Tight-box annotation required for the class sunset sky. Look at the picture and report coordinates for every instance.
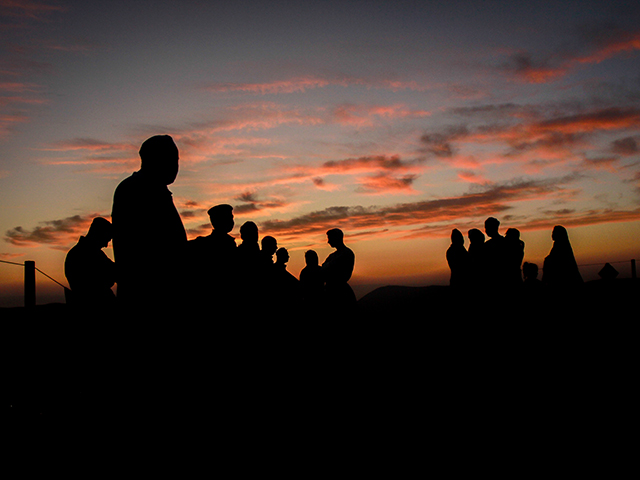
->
[2,0,640,306]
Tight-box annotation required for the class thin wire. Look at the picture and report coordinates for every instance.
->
[1,259,68,288]
[35,268,68,289]
[0,259,24,267]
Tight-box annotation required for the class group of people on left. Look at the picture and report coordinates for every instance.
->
[64,134,357,317]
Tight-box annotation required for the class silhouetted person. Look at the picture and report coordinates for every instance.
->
[467,228,486,286]
[322,228,356,313]
[300,250,324,306]
[446,229,470,288]
[190,204,236,255]
[257,235,278,302]
[260,235,277,270]
[237,221,261,298]
[523,262,543,290]
[484,217,507,287]
[188,204,237,304]
[505,228,525,286]
[65,217,116,309]
[111,134,187,311]
[237,221,260,262]
[274,248,302,309]
[542,225,583,288]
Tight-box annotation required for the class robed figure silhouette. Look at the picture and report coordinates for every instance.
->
[542,225,583,288]
[322,228,356,313]
[300,250,324,306]
[505,228,525,286]
[467,228,486,287]
[446,228,470,288]
[111,135,187,311]
[64,217,116,309]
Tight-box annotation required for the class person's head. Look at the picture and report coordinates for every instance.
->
[552,225,569,243]
[451,228,464,246]
[240,221,258,243]
[139,135,179,185]
[276,247,289,264]
[86,217,112,248]
[208,204,234,233]
[261,236,277,255]
[522,262,538,281]
[326,228,344,248]
[484,217,500,238]
[506,227,520,241]
[468,228,485,244]
[305,250,319,267]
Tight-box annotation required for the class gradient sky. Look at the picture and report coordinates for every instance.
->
[2,0,640,306]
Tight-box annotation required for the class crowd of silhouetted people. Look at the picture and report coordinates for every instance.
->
[446,217,583,296]
[64,135,357,319]
[63,134,593,319]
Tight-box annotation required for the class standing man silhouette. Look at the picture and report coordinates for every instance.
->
[484,217,507,288]
[111,135,187,311]
[187,204,237,304]
[322,228,356,314]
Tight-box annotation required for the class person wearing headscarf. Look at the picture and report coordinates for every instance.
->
[542,225,583,287]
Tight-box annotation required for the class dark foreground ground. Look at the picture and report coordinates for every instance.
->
[3,280,636,463]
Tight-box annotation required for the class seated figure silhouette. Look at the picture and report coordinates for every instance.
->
[188,204,237,302]
[446,228,470,288]
[523,262,543,290]
[322,228,356,313]
[484,217,508,287]
[300,250,324,306]
[542,225,583,288]
[505,227,525,286]
[64,217,116,309]
[111,134,187,310]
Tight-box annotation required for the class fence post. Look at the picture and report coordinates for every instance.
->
[632,259,637,280]
[24,260,36,308]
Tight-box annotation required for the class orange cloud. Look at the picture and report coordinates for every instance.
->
[259,177,579,242]
[502,29,640,84]
[201,75,432,96]
[332,103,430,127]
[422,106,640,170]
[457,170,490,184]
[4,213,103,248]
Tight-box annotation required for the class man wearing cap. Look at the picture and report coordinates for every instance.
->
[111,134,187,311]
[187,204,237,305]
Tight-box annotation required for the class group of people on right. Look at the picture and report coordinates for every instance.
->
[446,217,583,291]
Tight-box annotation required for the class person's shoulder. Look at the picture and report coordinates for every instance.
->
[113,172,141,200]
